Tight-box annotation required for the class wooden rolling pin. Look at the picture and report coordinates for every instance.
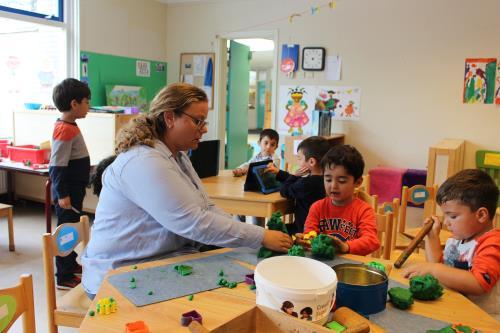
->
[394,220,434,268]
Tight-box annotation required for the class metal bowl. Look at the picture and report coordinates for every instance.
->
[333,263,388,315]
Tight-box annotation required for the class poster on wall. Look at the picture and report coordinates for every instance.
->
[496,63,500,105]
[315,86,361,120]
[463,58,497,104]
[278,85,315,135]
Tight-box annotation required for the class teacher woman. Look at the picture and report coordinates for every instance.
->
[81,83,292,298]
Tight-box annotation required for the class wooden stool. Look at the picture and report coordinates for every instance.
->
[0,203,15,251]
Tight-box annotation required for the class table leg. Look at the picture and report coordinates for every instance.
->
[6,170,14,204]
[45,178,52,233]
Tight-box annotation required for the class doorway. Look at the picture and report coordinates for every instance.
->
[214,31,278,170]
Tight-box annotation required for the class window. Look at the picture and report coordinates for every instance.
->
[0,0,76,138]
[0,0,63,22]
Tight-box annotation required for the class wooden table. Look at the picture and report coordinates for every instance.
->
[201,170,293,217]
[79,249,499,332]
[0,159,52,233]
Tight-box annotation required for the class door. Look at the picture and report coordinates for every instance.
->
[226,40,251,169]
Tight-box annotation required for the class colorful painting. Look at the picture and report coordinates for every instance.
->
[496,63,500,105]
[105,85,148,112]
[278,85,315,135]
[316,86,361,121]
[463,58,497,104]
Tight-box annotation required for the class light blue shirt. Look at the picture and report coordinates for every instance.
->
[82,140,264,294]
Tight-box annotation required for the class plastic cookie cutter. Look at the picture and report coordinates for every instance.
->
[181,310,203,326]
[244,273,255,285]
[125,320,149,333]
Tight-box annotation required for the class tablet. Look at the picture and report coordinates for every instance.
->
[243,159,281,194]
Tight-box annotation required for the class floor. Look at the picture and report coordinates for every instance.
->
[0,200,424,333]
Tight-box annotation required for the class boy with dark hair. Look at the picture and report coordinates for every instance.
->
[297,144,380,256]
[49,78,91,289]
[90,155,116,196]
[232,128,280,177]
[267,136,330,234]
[403,169,499,318]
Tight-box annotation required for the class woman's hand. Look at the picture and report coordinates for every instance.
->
[262,230,293,252]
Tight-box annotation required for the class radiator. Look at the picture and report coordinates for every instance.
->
[0,170,7,194]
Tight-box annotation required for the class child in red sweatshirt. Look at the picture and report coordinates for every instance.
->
[297,145,380,256]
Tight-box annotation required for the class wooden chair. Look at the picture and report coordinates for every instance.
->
[372,212,394,260]
[358,174,370,194]
[354,189,378,210]
[0,203,15,251]
[476,150,500,206]
[495,207,500,229]
[399,184,437,236]
[378,198,400,251]
[0,274,35,333]
[42,215,91,333]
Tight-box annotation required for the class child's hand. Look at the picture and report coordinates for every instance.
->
[262,230,293,252]
[232,168,245,177]
[58,196,72,209]
[265,162,279,174]
[327,235,350,254]
[424,216,442,240]
[294,167,310,177]
[401,263,440,279]
[293,233,311,249]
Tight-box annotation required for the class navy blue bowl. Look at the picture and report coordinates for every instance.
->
[333,263,388,316]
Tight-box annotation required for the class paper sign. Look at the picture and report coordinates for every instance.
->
[293,139,303,155]
[136,60,151,77]
[414,192,426,199]
[193,55,206,76]
[326,55,341,81]
[184,74,194,84]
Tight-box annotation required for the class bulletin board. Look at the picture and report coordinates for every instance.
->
[179,53,215,109]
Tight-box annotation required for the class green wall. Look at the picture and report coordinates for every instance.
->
[80,51,167,107]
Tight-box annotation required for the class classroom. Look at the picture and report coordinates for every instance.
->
[0,0,499,332]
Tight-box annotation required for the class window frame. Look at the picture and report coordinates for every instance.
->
[0,0,64,22]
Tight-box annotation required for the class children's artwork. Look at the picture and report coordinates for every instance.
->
[315,86,361,121]
[278,85,315,135]
[281,44,299,77]
[105,85,148,112]
[496,62,500,104]
[463,58,497,104]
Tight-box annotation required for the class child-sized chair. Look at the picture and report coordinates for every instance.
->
[354,189,378,210]
[42,215,91,333]
[399,184,437,237]
[378,198,401,251]
[0,274,35,333]
[476,150,500,206]
[372,212,394,260]
[0,203,15,251]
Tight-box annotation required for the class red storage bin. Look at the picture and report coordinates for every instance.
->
[0,139,10,157]
[7,145,50,164]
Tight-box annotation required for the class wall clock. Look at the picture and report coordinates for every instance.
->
[302,47,326,71]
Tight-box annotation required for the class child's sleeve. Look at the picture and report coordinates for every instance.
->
[304,201,321,234]
[346,205,380,256]
[470,233,500,293]
[48,127,75,199]
[275,170,291,182]
[279,175,305,199]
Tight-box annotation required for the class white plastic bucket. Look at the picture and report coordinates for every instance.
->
[254,256,337,324]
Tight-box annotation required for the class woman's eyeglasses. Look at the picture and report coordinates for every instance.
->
[180,111,208,129]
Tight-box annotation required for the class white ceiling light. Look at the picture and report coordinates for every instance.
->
[233,38,274,52]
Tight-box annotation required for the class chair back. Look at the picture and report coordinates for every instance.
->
[378,198,400,251]
[354,189,378,210]
[42,215,90,333]
[372,212,394,260]
[399,185,437,233]
[0,274,35,333]
[476,150,500,206]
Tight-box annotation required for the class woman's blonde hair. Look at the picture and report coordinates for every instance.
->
[115,83,208,154]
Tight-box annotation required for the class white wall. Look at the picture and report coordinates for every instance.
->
[165,0,500,171]
[80,0,167,61]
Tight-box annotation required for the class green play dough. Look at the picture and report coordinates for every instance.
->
[367,261,386,273]
[288,244,305,257]
[257,211,288,259]
[0,295,17,332]
[410,274,443,300]
[388,287,414,309]
[426,324,477,333]
[311,234,336,259]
